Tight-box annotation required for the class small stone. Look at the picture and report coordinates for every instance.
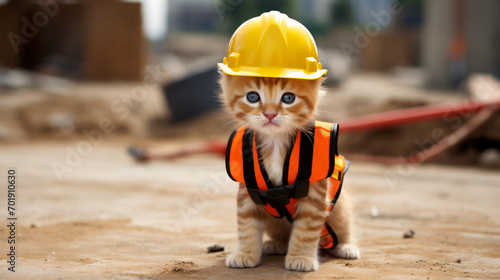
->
[45,259,48,261]
[479,148,500,168]
[457,259,462,264]
[403,229,415,238]
[0,125,9,140]
[370,206,379,218]
[49,113,74,134]
[207,244,224,253]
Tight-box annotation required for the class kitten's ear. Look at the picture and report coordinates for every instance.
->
[217,71,232,107]
[217,69,225,84]
[317,76,326,87]
[304,77,325,88]
[218,70,232,87]
[315,77,327,101]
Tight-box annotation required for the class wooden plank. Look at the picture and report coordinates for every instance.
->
[0,4,22,68]
[85,1,145,81]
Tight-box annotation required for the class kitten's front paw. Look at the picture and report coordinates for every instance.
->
[226,251,260,268]
[285,255,318,272]
[327,243,360,259]
[262,240,288,255]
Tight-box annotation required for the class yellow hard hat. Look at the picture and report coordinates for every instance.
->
[218,11,327,80]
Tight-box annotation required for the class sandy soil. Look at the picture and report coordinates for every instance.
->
[0,140,499,279]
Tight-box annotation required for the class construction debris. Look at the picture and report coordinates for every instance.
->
[207,244,224,253]
[403,230,415,239]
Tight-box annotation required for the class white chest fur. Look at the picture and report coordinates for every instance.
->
[258,134,290,186]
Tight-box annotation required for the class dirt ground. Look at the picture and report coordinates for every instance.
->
[1,139,499,279]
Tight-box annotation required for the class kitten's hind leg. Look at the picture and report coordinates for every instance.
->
[262,240,288,255]
[262,218,290,255]
[328,243,360,259]
[325,190,361,259]
[226,186,265,268]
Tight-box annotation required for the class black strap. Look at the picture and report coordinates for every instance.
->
[322,222,339,250]
[293,125,315,198]
[330,160,350,208]
[242,130,285,221]
[293,180,310,199]
[225,130,237,181]
[330,123,339,156]
[281,134,296,185]
[297,125,314,181]
[241,129,266,205]
[320,160,349,250]
[327,123,339,178]
[281,208,294,223]
[254,136,275,190]
[246,184,292,208]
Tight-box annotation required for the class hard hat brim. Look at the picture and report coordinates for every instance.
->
[217,63,327,80]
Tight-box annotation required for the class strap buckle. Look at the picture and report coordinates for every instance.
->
[247,189,266,205]
[247,180,310,209]
[293,180,309,199]
[265,185,292,208]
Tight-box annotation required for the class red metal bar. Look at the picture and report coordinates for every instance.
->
[345,106,497,165]
[128,142,226,162]
[129,99,500,163]
[339,99,500,132]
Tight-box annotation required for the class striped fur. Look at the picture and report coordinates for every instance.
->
[220,73,360,271]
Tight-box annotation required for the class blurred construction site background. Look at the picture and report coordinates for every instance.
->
[0,0,499,167]
[1,2,500,278]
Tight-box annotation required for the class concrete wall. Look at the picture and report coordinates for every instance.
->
[422,0,500,88]
[421,0,454,88]
[465,0,500,76]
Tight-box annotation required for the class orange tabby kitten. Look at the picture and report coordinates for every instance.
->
[220,74,360,271]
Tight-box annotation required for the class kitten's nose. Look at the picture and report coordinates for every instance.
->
[264,113,277,121]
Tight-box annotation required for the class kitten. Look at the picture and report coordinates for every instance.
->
[220,74,360,272]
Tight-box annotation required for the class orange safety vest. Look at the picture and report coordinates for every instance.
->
[226,120,349,250]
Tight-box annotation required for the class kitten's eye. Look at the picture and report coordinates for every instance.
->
[281,93,295,104]
[246,92,260,103]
